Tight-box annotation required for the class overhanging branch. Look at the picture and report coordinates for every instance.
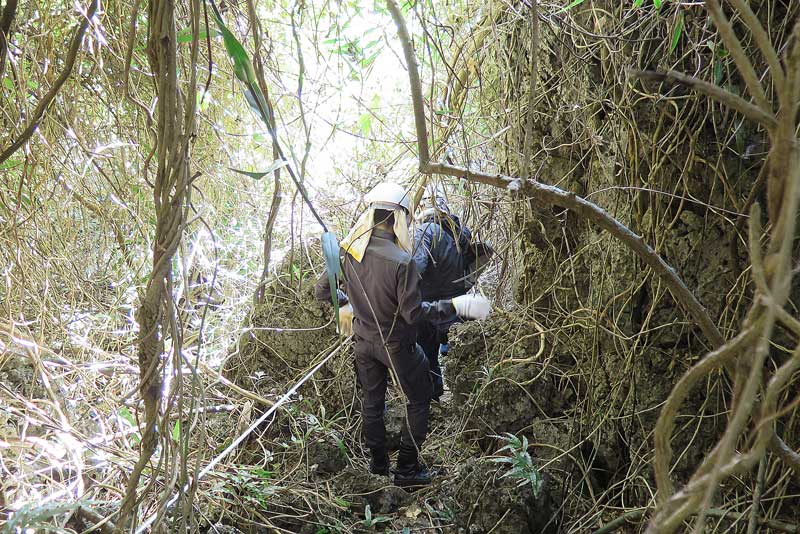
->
[632,69,777,132]
[386,0,724,349]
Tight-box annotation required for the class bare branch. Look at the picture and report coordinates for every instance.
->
[631,70,777,131]
[705,0,771,112]
[387,0,430,169]
[387,0,724,348]
[389,4,800,520]
[520,0,539,180]
[246,0,283,305]
[0,0,99,166]
[728,0,786,97]
[0,0,18,80]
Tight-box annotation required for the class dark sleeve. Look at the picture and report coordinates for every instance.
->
[411,223,434,276]
[314,269,332,301]
[397,259,455,324]
[314,258,348,304]
[460,225,473,250]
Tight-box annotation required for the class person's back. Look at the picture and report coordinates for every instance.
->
[342,228,419,345]
[413,214,472,301]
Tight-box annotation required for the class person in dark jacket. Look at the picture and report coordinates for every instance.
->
[315,183,490,487]
[412,192,474,400]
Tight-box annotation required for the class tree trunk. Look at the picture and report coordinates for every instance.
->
[117,0,199,526]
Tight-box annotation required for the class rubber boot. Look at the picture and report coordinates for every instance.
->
[369,448,390,476]
[393,447,432,488]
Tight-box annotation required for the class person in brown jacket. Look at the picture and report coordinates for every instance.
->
[315,182,490,487]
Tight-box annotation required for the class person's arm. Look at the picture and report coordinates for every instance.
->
[313,269,332,301]
[313,264,348,304]
[397,258,454,324]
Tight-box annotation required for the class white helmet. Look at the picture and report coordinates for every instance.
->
[364,182,411,213]
[424,185,450,215]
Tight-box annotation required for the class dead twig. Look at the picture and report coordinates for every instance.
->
[631,70,777,131]
[0,0,99,166]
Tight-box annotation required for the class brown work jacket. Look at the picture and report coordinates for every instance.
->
[315,228,454,345]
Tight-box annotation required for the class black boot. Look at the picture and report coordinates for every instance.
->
[369,448,390,476]
[393,448,432,488]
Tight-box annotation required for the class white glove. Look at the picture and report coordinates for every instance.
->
[339,304,354,336]
[452,294,492,320]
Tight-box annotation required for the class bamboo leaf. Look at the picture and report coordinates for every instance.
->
[207,1,272,127]
[208,0,257,86]
[322,231,341,329]
[176,26,221,43]
[558,0,585,13]
[670,12,684,53]
[118,406,136,427]
[357,113,372,136]
[229,160,289,180]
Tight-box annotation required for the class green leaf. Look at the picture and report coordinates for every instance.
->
[336,438,348,458]
[118,406,136,427]
[251,468,272,479]
[229,160,289,180]
[207,0,274,131]
[334,497,352,508]
[357,113,372,136]
[2,500,86,534]
[558,0,585,13]
[208,1,257,86]
[653,0,663,8]
[714,61,724,85]
[360,49,381,68]
[670,12,684,53]
[632,0,644,7]
[2,78,13,91]
[176,26,222,43]
[0,157,21,170]
[171,420,181,442]
[322,231,341,330]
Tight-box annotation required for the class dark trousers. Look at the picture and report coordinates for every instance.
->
[418,321,449,388]
[354,337,432,463]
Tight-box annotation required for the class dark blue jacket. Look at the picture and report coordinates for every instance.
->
[412,214,472,302]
